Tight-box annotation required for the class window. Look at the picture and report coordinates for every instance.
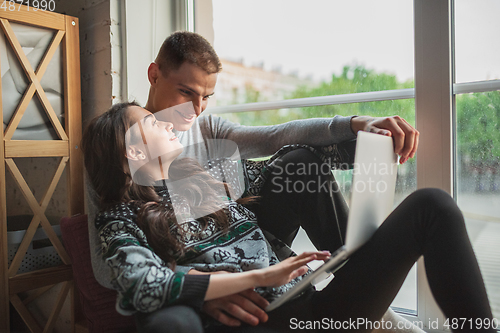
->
[454,0,500,83]
[203,0,418,315]
[194,0,500,330]
[456,91,500,322]
[454,0,500,323]
[210,0,414,106]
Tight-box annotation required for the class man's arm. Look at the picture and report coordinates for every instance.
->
[201,114,419,163]
[201,115,356,159]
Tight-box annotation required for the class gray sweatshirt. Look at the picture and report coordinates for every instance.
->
[176,114,357,161]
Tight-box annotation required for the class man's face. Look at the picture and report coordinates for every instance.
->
[148,61,218,131]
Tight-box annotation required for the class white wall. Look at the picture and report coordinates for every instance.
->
[124,0,177,106]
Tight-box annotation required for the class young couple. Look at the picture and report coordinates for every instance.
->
[83,31,494,332]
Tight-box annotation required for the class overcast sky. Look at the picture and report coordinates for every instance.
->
[212,0,500,84]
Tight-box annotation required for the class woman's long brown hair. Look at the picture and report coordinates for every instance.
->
[81,102,257,268]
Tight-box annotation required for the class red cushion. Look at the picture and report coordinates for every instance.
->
[60,214,136,333]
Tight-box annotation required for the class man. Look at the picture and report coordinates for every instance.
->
[143,31,419,329]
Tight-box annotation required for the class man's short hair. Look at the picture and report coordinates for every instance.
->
[155,31,222,76]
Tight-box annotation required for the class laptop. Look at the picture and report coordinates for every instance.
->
[266,131,399,312]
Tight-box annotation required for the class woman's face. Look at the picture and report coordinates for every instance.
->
[126,105,184,166]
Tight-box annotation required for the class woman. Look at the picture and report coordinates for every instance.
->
[82,102,495,333]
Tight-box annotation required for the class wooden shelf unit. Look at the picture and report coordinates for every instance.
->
[1,4,83,332]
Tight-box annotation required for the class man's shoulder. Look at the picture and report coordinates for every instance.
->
[199,113,242,134]
[198,114,221,126]
[196,114,228,138]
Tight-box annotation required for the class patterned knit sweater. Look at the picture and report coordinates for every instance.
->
[94,184,304,316]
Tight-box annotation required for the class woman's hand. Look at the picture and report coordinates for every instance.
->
[204,251,330,301]
[255,251,331,288]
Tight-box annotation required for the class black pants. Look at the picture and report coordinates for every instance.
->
[254,148,494,332]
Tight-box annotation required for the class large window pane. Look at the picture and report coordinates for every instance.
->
[454,0,500,83]
[456,91,500,320]
[211,0,414,106]
[213,99,417,313]
[216,99,416,203]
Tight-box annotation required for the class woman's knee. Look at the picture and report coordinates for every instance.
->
[135,305,204,333]
[410,188,455,208]
[408,188,464,226]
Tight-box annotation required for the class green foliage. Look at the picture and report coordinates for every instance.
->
[288,65,415,126]
[223,84,286,126]
[223,65,415,127]
[456,91,500,164]
[222,64,499,167]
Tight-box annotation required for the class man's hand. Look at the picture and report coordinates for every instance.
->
[189,269,268,326]
[202,289,269,327]
[350,115,419,164]
[200,251,329,326]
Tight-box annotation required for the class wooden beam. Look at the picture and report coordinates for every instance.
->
[10,294,43,333]
[7,214,41,277]
[5,159,71,265]
[3,83,36,140]
[8,156,70,276]
[35,80,69,140]
[0,19,68,140]
[22,285,55,305]
[36,30,65,78]
[34,30,68,141]
[0,21,9,330]
[9,265,72,295]
[63,16,84,215]
[5,140,69,157]
[3,30,65,140]
[63,14,84,333]
[43,281,71,333]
